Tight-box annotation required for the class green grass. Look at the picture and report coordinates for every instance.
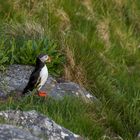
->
[0,95,104,140]
[0,0,140,139]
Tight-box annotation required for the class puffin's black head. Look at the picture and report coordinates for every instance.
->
[37,54,51,63]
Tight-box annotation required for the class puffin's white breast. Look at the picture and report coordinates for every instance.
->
[39,65,48,90]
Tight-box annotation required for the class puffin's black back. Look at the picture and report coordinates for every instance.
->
[22,57,45,94]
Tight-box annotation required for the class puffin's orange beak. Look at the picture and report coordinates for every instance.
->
[46,56,51,63]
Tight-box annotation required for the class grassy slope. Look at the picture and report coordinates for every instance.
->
[0,0,140,139]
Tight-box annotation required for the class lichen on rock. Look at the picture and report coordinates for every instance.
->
[0,110,84,140]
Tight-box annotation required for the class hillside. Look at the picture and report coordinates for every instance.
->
[0,0,140,139]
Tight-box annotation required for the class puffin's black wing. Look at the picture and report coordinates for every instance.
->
[22,69,41,94]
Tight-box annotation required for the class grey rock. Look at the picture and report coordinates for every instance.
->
[0,124,40,140]
[0,65,34,93]
[0,64,96,102]
[49,82,97,101]
[0,110,84,140]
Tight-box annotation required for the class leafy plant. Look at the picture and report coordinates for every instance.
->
[0,37,65,76]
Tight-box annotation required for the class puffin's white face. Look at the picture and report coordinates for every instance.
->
[39,54,51,63]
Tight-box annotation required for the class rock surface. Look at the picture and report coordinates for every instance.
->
[0,64,96,102]
[0,110,83,140]
[0,124,40,140]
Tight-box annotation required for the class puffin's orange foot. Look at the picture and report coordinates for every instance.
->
[38,91,47,97]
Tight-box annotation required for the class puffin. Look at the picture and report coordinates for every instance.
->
[22,54,51,96]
